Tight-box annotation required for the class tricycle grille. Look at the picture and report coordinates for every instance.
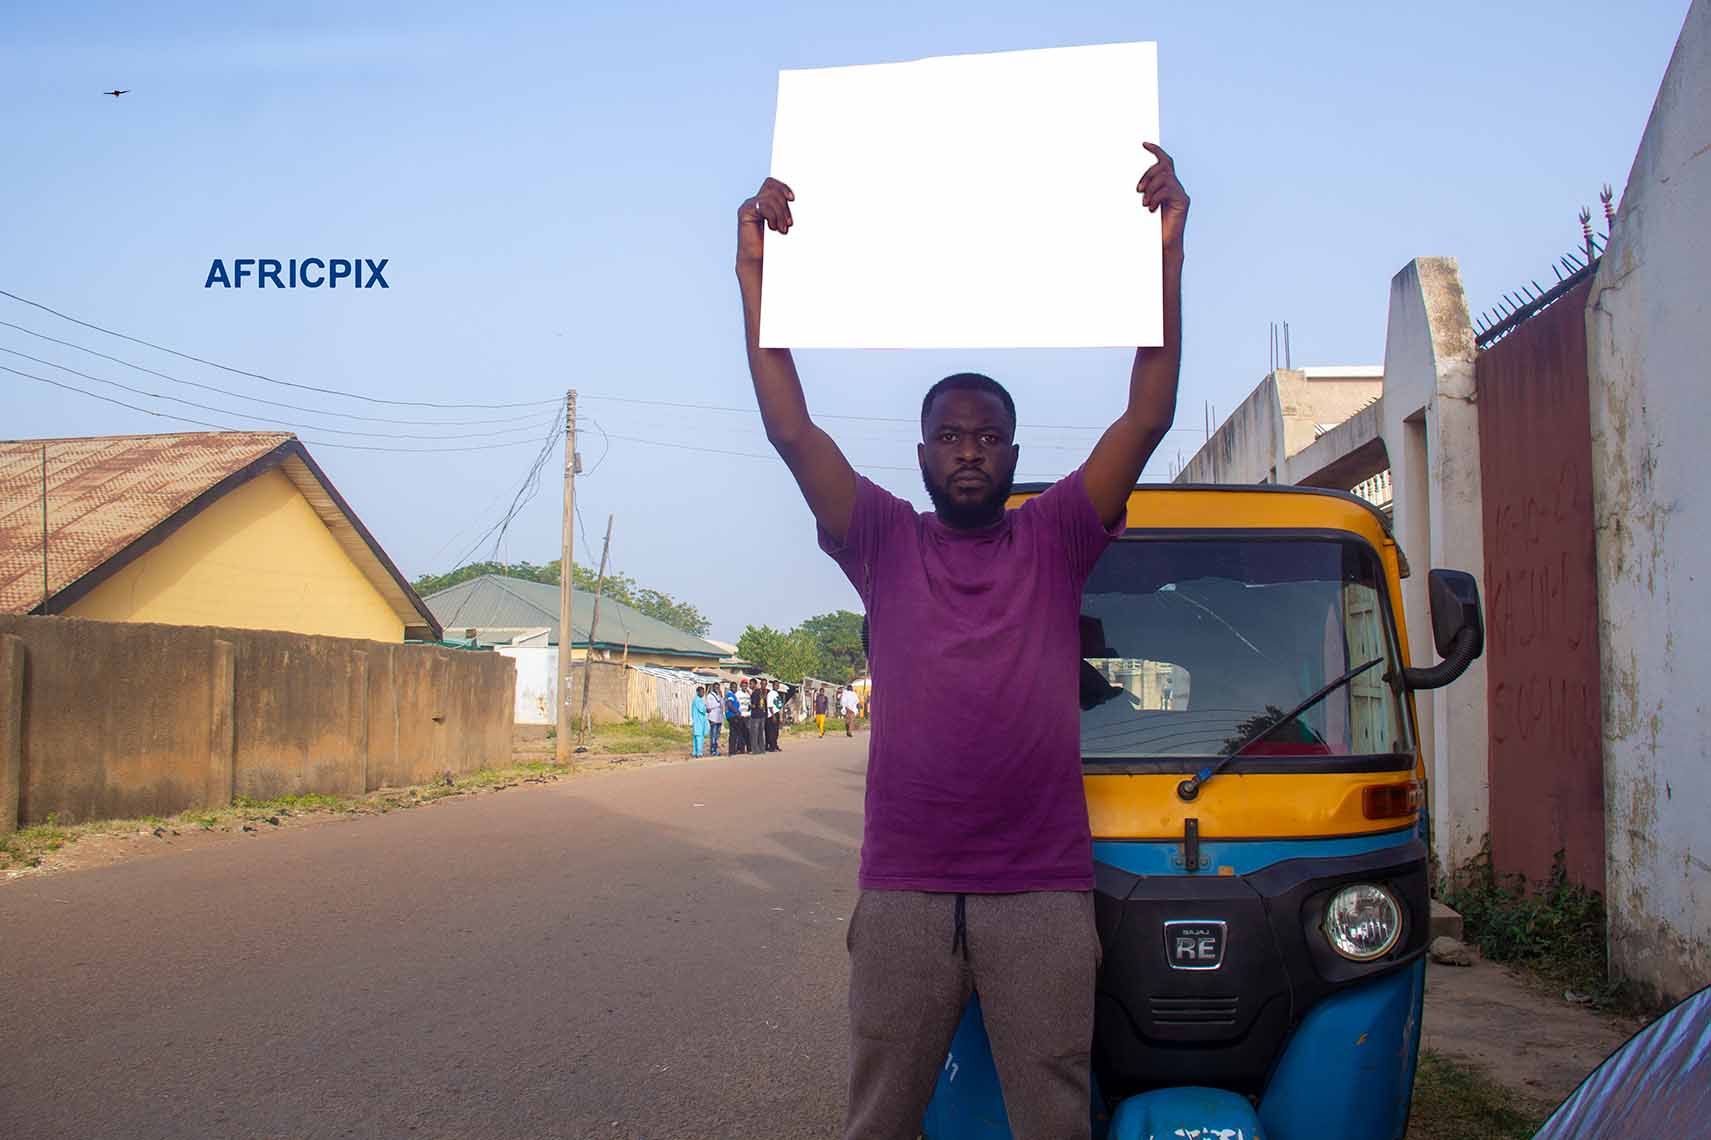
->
[1148,995,1240,1026]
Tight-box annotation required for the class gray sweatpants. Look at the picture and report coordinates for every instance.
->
[842,889,1100,1140]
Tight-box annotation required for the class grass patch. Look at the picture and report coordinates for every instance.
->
[0,761,587,873]
[1439,841,1653,1010]
[0,815,71,869]
[787,718,864,736]
[1407,1050,1552,1139]
[578,718,692,755]
[234,792,347,813]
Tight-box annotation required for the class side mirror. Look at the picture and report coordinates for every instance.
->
[1401,569,1484,691]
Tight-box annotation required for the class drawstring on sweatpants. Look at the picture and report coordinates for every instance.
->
[951,893,969,960]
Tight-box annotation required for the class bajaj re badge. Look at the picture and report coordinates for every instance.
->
[1164,920,1227,970]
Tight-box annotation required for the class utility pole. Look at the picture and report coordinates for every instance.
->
[555,391,578,765]
[40,443,48,612]
[577,513,614,746]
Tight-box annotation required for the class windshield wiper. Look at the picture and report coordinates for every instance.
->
[1176,656,1384,802]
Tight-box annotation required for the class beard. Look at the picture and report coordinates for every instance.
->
[921,461,1014,529]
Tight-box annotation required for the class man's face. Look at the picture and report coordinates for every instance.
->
[919,389,1019,528]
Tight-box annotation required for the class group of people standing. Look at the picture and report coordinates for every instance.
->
[690,677,779,758]
[689,679,863,757]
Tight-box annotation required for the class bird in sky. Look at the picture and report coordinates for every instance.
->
[102,89,130,98]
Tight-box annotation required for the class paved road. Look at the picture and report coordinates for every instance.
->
[0,735,868,1139]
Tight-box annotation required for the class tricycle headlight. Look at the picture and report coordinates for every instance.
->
[1323,883,1403,960]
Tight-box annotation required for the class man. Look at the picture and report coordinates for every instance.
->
[737,142,1188,1140]
[690,684,709,758]
[840,684,860,737]
[765,681,783,752]
[815,686,831,737]
[748,679,768,761]
[729,682,749,755]
[705,683,724,756]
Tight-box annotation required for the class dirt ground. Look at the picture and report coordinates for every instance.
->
[1422,954,1643,1109]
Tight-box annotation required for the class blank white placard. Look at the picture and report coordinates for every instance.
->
[759,42,1161,350]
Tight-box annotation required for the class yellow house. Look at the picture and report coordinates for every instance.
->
[0,432,438,641]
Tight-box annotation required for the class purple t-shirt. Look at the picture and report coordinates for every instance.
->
[819,467,1120,892]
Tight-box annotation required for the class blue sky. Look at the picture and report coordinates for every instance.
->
[0,1,1690,640]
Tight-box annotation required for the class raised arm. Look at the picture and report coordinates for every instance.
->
[737,178,859,544]
[1082,143,1190,528]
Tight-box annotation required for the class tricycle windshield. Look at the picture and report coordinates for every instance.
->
[1079,537,1412,759]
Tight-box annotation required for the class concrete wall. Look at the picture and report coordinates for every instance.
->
[1289,401,1388,491]
[1180,373,1284,484]
[0,614,515,828]
[1178,369,1382,485]
[68,468,406,643]
[565,660,629,727]
[1378,258,1489,872]
[501,649,713,729]
[1176,262,1487,873]
[1586,0,1711,1002]
[1277,371,1384,458]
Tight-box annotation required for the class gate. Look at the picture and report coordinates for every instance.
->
[1475,278,1604,892]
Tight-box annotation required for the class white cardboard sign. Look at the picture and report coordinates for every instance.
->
[760,41,1162,350]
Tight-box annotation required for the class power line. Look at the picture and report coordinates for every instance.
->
[0,320,552,427]
[6,360,1175,477]
[581,416,613,478]
[483,414,563,565]
[0,287,563,411]
[2,364,555,453]
[577,391,1202,434]
[0,346,554,441]
[439,403,566,572]
[422,482,526,567]
[582,410,1141,455]
[592,428,1169,482]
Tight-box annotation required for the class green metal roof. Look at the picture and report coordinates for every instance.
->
[422,575,723,658]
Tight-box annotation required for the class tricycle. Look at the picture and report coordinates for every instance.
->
[923,482,1485,1140]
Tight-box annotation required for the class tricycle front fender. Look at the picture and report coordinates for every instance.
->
[1108,1086,1264,1139]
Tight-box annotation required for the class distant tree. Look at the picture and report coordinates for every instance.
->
[737,624,823,681]
[411,560,554,596]
[413,558,710,638]
[798,610,867,682]
[628,588,711,640]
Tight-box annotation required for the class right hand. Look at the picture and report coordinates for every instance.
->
[737,177,795,267]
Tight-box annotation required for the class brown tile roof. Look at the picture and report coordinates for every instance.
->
[0,431,438,636]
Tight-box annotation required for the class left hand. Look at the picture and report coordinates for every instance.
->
[1138,142,1189,254]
